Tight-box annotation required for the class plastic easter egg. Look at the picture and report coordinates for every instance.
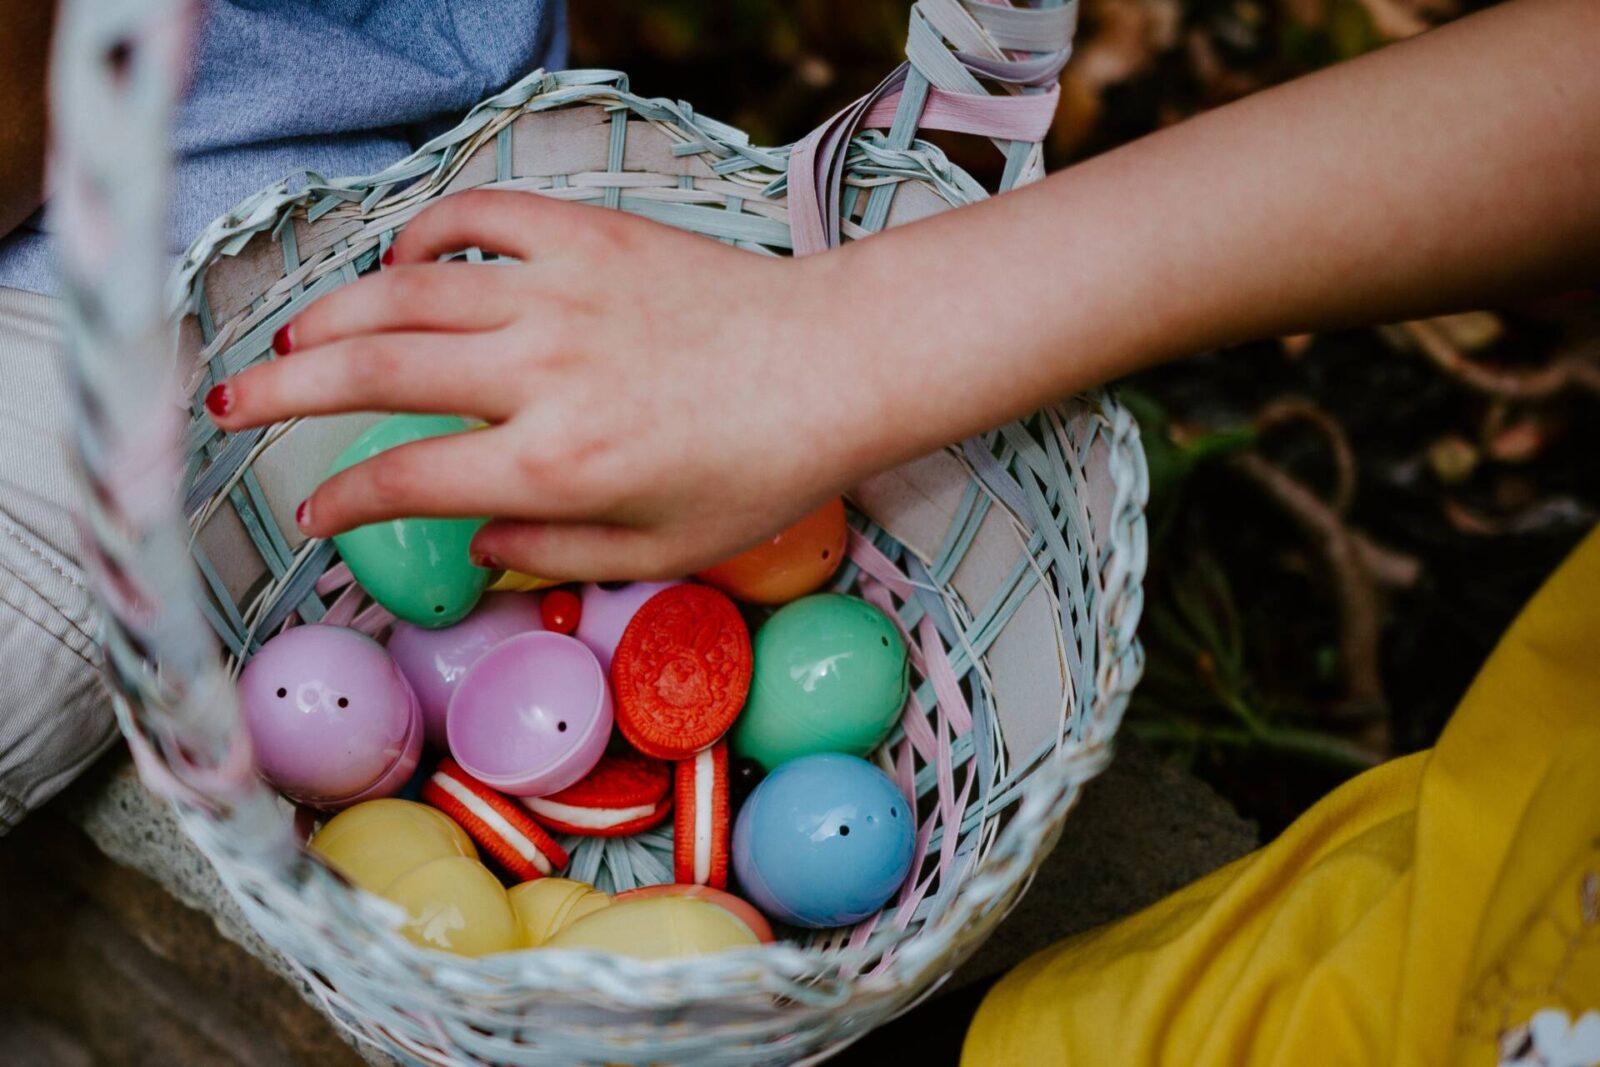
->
[239,624,423,809]
[383,855,520,956]
[732,753,915,929]
[508,877,613,947]
[730,595,909,771]
[487,570,555,593]
[447,632,612,796]
[543,896,759,958]
[309,798,475,894]
[388,592,546,748]
[615,883,774,943]
[574,581,683,673]
[327,414,489,627]
[696,498,848,605]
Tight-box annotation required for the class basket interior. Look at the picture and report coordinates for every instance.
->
[166,69,1142,1051]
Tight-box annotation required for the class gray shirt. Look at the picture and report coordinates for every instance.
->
[0,0,565,295]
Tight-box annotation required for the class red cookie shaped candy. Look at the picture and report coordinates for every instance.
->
[522,750,672,837]
[422,758,568,881]
[611,585,752,760]
[674,742,730,889]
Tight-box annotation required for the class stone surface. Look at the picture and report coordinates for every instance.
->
[1,740,1254,1065]
[948,742,1258,991]
[0,808,365,1067]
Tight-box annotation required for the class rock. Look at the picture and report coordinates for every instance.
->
[950,741,1257,990]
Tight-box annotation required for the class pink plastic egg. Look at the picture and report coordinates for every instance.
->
[574,581,683,673]
[238,624,422,809]
[446,632,612,796]
[387,592,546,749]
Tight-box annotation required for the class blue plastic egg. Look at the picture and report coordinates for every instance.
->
[731,753,915,928]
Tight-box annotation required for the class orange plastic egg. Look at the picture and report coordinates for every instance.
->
[696,498,848,606]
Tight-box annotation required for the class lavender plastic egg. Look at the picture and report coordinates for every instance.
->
[574,581,684,673]
[446,632,612,796]
[387,592,547,749]
[239,624,423,809]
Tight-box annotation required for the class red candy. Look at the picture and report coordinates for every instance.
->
[610,586,751,760]
[540,589,582,635]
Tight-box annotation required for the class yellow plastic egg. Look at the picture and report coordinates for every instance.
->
[543,896,760,959]
[309,799,475,895]
[507,877,613,947]
[487,570,555,593]
[382,856,521,957]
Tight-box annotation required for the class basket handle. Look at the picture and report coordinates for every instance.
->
[787,0,1076,256]
[53,0,298,859]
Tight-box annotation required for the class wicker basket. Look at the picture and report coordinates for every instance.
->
[53,0,1147,1062]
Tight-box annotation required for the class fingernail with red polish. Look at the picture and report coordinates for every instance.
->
[381,247,394,267]
[470,551,498,570]
[204,382,231,418]
[272,323,294,356]
[295,499,311,531]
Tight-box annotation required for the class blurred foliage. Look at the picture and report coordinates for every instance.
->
[570,0,1599,835]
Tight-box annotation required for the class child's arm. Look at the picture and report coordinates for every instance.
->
[0,2,53,238]
[210,0,1600,581]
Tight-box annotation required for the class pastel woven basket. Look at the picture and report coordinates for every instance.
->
[52,0,1147,1062]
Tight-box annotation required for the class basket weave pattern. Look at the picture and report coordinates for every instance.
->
[53,0,1148,1063]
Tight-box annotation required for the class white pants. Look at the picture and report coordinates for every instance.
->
[0,285,115,830]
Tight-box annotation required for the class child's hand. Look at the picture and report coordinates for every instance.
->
[207,190,874,581]
[207,0,1600,583]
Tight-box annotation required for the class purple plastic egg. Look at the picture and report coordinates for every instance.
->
[446,632,611,796]
[387,592,547,748]
[238,624,422,810]
[574,581,684,673]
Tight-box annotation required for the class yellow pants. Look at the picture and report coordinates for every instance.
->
[964,527,1600,1066]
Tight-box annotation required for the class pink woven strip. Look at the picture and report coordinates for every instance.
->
[847,911,879,951]
[932,696,957,824]
[861,82,1059,142]
[320,582,366,628]
[315,560,354,596]
[898,689,940,766]
[936,731,976,880]
[847,529,921,600]
[890,806,941,922]
[351,603,395,636]
[918,614,974,736]
[788,65,912,256]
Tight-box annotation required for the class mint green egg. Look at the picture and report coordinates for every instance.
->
[326,414,489,628]
[731,594,909,770]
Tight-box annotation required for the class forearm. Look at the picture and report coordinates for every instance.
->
[0,2,55,238]
[826,0,1600,472]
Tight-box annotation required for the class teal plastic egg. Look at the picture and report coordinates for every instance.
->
[730,594,909,770]
[327,414,489,627]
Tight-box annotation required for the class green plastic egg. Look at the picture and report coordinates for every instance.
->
[327,414,489,628]
[730,594,909,770]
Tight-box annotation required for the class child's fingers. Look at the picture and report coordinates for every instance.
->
[470,520,672,583]
[298,429,597,538]
[386,189,563,267]
[208,334,522,430]
[276,263,517,354]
